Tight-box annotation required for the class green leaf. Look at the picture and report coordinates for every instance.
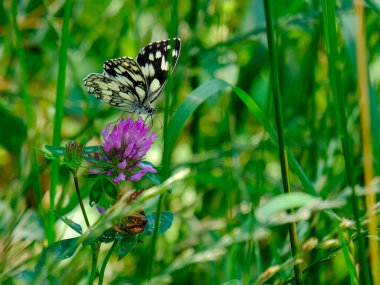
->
[89,177,103,206]
[53,210,83,234]
[35,147,62,163]
[0,103,27,154]
[82,156,111,167]
[167,80,229,161]
[255,193,315,224]
[103,178,118,199]
[116,234,137,260]
[45,145,65,156]
[143,211,174,235]
[83,145,101,154]
[98,228,116,243]
[35,238,80,270]
[167,79,318,197]
[144,172,162,186]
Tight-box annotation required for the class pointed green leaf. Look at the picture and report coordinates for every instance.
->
[89,177,103,206]
[35,238,80,270]
[143,170,162,186]
[255,193,315,224]
[53,210,83,234]
[82,156,111,167]
[35,147,62,163]
[103,178,118,199]
[167,80,229,160]
[45,145,65,156]
[83,146,101,154]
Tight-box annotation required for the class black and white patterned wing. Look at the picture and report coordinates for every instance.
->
[83,73,141,113]
[136,38,181,103]
[103,57,148,103]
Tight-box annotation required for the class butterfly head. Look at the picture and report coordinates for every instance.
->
[145,106,156,116]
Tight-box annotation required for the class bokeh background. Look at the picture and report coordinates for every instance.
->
[1,0,380,284]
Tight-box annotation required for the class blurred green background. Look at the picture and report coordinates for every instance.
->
[1,0,380,284]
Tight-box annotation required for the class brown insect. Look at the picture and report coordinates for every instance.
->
[114,210,147,234]
[114,190,147,234]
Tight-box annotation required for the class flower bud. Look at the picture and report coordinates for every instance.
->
[65,141,84,171]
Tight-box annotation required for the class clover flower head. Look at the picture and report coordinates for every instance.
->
[65,141,84,171]
[90,116,158,184]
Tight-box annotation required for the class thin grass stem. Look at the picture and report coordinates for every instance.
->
[263,1,303,284]
[48,0,72,244]
[320,0,371,283]
[355,2,380,283]
[98,240,118,285]
[147,2,179,282]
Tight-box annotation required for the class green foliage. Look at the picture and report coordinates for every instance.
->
[53,210,83,234]
[1,0,380,284]
[143,211,174,235]
[35,237,81,271]
[116,234,138,260]
[0,104,27,154]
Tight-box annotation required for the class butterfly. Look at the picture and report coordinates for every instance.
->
[83,38,181,116]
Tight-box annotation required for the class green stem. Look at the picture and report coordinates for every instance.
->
[98,240,118,285]
[337,224,358,285]
[263,1,303,284]
[147,2,179,282]
[89,242,100,285]
[11,0,32,125]
[146,194,164,282]
[73,171,91,228]
[320,1,370,283]
[72,170,98,284]
[49,0,72,245]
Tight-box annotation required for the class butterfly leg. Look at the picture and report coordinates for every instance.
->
[144,115,153,130]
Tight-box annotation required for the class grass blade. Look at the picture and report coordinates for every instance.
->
[320,0,371,283]
[48,0,73,244]
[355,1,380,283]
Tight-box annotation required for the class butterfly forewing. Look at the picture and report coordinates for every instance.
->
[103,57,147,103]
[136,38,181,103]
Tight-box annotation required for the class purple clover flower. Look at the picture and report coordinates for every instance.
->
[90,117,158,184]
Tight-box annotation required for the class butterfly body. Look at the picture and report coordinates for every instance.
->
[83,38,181,116]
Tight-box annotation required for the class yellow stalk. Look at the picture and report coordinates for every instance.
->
[355,2,380,283]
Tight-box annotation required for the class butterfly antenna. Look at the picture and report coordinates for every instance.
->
[109,112,125,125]
[151,115,155,129]
[159,116,163,129]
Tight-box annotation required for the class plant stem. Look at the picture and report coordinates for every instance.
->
[147,3,179,282]
[89,242,100,285]
[73,171,90,228]
[337,223,358,285]
[49,0,72,245]
[355,1,380,283]
[72,170,98,285]
[263,1,303,284]
[98,240,118,285]
[320,0,371,283]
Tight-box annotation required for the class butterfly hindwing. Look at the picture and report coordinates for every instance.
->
[83,73,141,113]
[136,38,181,103]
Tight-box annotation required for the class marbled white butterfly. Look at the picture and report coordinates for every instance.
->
[83,38,181,116]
